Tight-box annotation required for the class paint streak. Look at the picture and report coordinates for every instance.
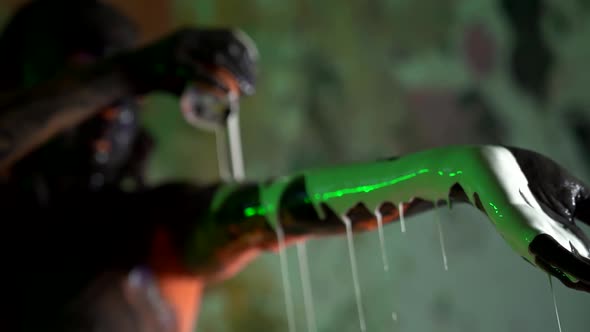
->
[297,243,318,332]
[549,276,563,332]
[399,202,406,233]
[276,226,297,332]
[343,215,366,332]
[434,207,449,271]
[375,208,389,271]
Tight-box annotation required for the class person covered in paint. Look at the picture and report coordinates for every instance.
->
[0,1,256,332]
[0,1,589,332]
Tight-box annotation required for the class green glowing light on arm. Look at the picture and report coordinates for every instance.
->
[241,165,464,218]
[316,168,431,201]
[244,206,268,217]
[244,207,257,217]
[488,202,504,218]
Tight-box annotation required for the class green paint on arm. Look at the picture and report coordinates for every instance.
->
[207,144,573,271]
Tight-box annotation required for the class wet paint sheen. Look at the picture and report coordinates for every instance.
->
[253,146,544,263]
[209,145,588,280]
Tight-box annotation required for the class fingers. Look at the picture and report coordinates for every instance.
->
[534,257,590,292]
[175,28,257,96]
[529,233,590,291]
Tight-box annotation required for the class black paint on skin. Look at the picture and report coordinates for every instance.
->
[530,234,590,292]
[506,146,590,230]
[506,146,590,287]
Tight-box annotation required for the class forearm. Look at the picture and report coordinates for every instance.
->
[172,147,480,279]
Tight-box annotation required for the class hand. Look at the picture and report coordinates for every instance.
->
[499,147,590,292]
[125,27,258,97]
[529,234,590,291]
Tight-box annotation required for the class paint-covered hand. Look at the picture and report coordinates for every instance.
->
[504,147,590,292]
[124,27,258,97]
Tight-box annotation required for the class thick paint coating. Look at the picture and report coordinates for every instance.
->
[258,176,293,228]
[227,145,588,269]
[200,144,590,290]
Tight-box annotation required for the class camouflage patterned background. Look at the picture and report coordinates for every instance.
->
[2,0,590,331]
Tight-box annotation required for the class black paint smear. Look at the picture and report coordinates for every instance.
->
[507,145,590,240]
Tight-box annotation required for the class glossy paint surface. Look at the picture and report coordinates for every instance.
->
[209,145,589,279]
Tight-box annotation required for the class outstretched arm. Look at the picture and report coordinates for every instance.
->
[174,145,590,288]
[128,144,590,331]
[5,144,589,332]
[0,27,257,173]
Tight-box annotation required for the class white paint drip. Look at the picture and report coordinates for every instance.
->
[296,243,318,332]
[434,207,449,271]
[549,276,563,332]
[214,127,232,181]
[398,202,406,233]
[342,215,367,332]
[259,180,297,332]
[222,93,297,332]
[391,312,398,322]
[226,95,245,181]
[374,208,389,272]
[276,227,297,332]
